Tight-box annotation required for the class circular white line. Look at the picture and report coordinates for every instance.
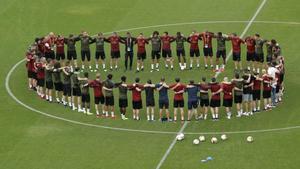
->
[5,20,300,135]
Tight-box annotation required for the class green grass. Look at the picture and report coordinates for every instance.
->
[1,0,300,169]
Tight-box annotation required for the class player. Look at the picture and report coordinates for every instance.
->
[266,39,281,63]
[242,69,255,116]
[55,35,66,63]
[228,33,244,70]
[232,73,244,117]
[262,69,272,110]
[135,33,148,72]
[103,74,116,118]
[71,67,82,112]
[222,77,234,119]
[199,77,210,120]
[187,31,201,69]
[91,32,107,71]
[120,32,136,71]
[62,61,73,107]
[175,32,187,70]
[253,72,262,112]
[267,62,280,107]
[144,80,156,121]
[129,78,144,120]
[26,50,36,90]
[118,76,129,120]
[254,33,267,73]
[105,32,123,70]
[209,77,222,120]
[156,78,170,121]
[35,57,46,98]
[81,72,92,115]
[43,33,56,60]
[52,61,63,103]
[65,34,80,68]
[45,59,54,102]
[79,31,93,71]
[213,32,229,72]
[244,35,256,71]
[169,78,186,122]
[199,30,214,69]
[89,73,105,117]
[186,80,199,121]
[160,32,175,69]
[148,31,161,72]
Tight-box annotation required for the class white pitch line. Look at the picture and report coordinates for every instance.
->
[155,1,268,168]
[155,121,188,169]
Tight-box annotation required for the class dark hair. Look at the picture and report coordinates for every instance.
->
[84,72,89,78]
[202,77,206,82]
[74,67,80,72]
[255,33,260,37]
[54,62,61,69]
[271,39,277,44]
[176,32,181,36]
[107,74,113,80]
[164,31,168,35]
[147,79,152,84]
[175,78,180,83]
[153,31,159,36]
[218,32,222,36]
[161,77,165,82]
[190,80,194,84]
[211,77,216,82]
[121,76,126,82]
[235,73,240,79]
[135,77,140,83]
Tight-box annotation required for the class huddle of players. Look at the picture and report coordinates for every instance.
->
[29,31,281,73]
[25,52,285,121]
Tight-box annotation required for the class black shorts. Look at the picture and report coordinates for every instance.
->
[27,71,35,78]
[37,78,45,87]
[203,47,213,57]
[254,53,264,63]
[137,52,146,60]
[54,82,63,91]
[151,50,161,60]
[253,90,261,100]
[188,100,198,110]
[119,99,128,108]
[146,98,155,107]
[81,50,91,61]
[276,85,280,93]
[210,99,220,108]
[159,100,169,109]
[190,49,200,57]
[81,94,90,103]
[263,90,271,99]
[56,52,65,60]
[246,52,255,61]
[223,99,233,107]
[125,51,133,58]
[45,51,55,60]
[95,96,105,105]
[173,100,184,108]
[111,51,120,59]
[176,49,186,57]
[266,55,272,63]
[105,96,114,106]
[234,95,243,104]
[95,51,105,60]
[72,87,81,96]
[200,98,209,107]
[46,81,53,89]
[63,84,72,96]
[67,50,77,60]
[132,100,142,109]
[162,50,172,58]
[232,52,241,61]
[216,50,226,59]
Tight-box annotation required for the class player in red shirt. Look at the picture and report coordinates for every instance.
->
[43,32,56,60]
[199,77,210,120]
[169,78,186,121]
[262,69,272,110]
[160,32,175,69]
[135,33,148,72]
[89,73,105,117]
[26,50,37,89]
[55,35,66,63]
[253,72,262,112]
[34,57,46,98]
[105,32,123,70]
[128,78,144,120]
[187,31,201,69]
[244,36,256,71]
[229,33,245,70]
[209,77,222,120]
[199,31,214,69]
[221,77,234,119]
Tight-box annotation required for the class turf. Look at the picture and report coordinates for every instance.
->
[0,0,300,169]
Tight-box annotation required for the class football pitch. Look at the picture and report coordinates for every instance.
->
[1,0,300,168]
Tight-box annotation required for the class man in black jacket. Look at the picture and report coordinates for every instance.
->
[121,32,136,71]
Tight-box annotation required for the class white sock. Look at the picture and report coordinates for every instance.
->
[151,115,154,121]
[216,65,219,70]
[151,64,154,69]
[96,64,99,69]
[82,65,85,69]
[115,65,118,69]
[147,115,150,121]
[190,63,193,68]
[156,63,159,68]
[46,95,49,100]
[102,64,106,69]
[96,111,99,115]
[111,112,114,117]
